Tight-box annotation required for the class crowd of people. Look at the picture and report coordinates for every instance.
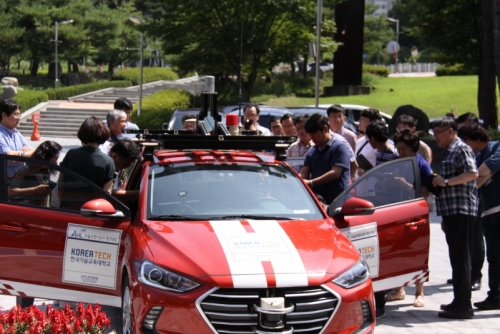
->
[241,103,499,320]
[1,97,498,321]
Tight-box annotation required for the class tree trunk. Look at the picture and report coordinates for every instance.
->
[478,0,498,129]
[70,61,79,73]
[302,53,308,78]
[493,0,500,129]
[30,60,39,76]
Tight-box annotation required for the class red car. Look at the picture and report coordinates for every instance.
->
[0,135,429,334]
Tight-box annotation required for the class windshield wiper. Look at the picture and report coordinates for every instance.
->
[208,215,294,220]
[148,215,201,221]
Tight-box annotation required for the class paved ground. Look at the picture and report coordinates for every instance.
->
[1,133,499,332]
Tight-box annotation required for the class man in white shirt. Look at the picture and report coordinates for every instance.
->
[355,108,382,177]
[243,104,271,136]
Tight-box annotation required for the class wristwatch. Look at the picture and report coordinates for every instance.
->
[444,179,449,187]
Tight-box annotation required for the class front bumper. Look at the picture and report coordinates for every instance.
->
[131,280,375,334]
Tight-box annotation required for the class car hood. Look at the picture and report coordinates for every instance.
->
[141,219,358,288]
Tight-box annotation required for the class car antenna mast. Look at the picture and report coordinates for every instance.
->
[238,20,243,124]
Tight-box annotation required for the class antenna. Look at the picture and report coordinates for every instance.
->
[238,20,243,124]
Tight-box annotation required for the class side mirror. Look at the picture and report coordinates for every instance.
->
[332,197,375,216]
[81,198,125,218]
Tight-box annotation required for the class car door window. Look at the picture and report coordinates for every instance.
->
[2,155,127,214]
[330,157,420,211]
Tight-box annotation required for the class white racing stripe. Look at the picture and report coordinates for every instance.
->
[211,221,267,288]
[210,220,308,288]
[0,279,121,307]
[248,220,308,287]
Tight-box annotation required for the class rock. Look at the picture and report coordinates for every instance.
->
[0,85,17,100]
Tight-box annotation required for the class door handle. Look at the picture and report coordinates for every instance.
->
[405,219,427,231]
[0,224,28,233]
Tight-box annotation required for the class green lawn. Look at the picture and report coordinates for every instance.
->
[263,75,496,118]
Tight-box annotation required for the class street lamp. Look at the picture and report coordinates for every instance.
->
[387,17,399,71]
[129,15,145,116]
[52,19,73,88]
[314,0,322,107]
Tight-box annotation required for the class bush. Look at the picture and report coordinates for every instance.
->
[435,64,475,76]
[43,80,132,100]
[133,89,192,129]
[487,128,500,141]
[16,90,49,111]
[112,67,178,85]
[362,64,390,77]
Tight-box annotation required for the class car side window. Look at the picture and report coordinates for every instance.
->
[3,155,109,212]
[330,158,419,211]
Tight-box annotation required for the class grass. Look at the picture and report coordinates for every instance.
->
[262,75,497,118]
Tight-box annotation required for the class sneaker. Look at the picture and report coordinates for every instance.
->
[474,297,500,310]
[376,308,386,319]
[438,308,474,319]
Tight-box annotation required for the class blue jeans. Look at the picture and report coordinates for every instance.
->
[482,212,500,299]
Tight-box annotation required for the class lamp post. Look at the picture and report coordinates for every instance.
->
[129,15,144,116]
[52,19,73,88]
[387,17,399,72]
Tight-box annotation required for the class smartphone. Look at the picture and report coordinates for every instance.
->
[48,180,57,190]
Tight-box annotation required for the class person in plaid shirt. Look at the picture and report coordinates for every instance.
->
[431,117,478,319]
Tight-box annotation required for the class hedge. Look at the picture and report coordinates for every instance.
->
[112,68,178,85]
[362,64,390,77]
[435,64,475,76]
[16,90,49,112]
[44,80,132,100]
[133,89,192,129]
[13,80,132,111]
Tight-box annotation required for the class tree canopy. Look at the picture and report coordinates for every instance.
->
[142,0,341,100]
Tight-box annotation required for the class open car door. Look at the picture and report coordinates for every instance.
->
[329,157,430,292]
[0,155,131,307]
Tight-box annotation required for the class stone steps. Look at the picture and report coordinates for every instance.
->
[18,77,204,138]
[19,108,109,138]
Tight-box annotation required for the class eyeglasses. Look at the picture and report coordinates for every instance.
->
[433,128,450,137]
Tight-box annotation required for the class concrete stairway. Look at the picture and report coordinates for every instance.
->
[18,106,109,138]
[18,76,205,138]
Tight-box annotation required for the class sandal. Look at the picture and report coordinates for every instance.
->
[413,295,425,307]
[384,290,406,301]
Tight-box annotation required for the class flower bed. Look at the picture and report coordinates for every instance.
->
[0,302,111,334]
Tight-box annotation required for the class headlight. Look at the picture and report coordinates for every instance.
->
[135,260,201,292]
[332,258,370,289]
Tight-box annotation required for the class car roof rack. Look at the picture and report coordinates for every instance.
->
[125,84,296,161]
[127,131,294,162]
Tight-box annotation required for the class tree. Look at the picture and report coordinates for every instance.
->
[142,0,340,100]
[84,4,140,73]
[363,3,393,64]
[0,1,24,70]
[394,0,498,129]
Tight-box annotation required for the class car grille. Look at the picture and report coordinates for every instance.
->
[199,286,339,334]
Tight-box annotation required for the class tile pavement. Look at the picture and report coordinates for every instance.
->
[1,134,499,332]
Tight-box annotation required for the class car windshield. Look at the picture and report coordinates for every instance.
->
[147,163,323,220]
